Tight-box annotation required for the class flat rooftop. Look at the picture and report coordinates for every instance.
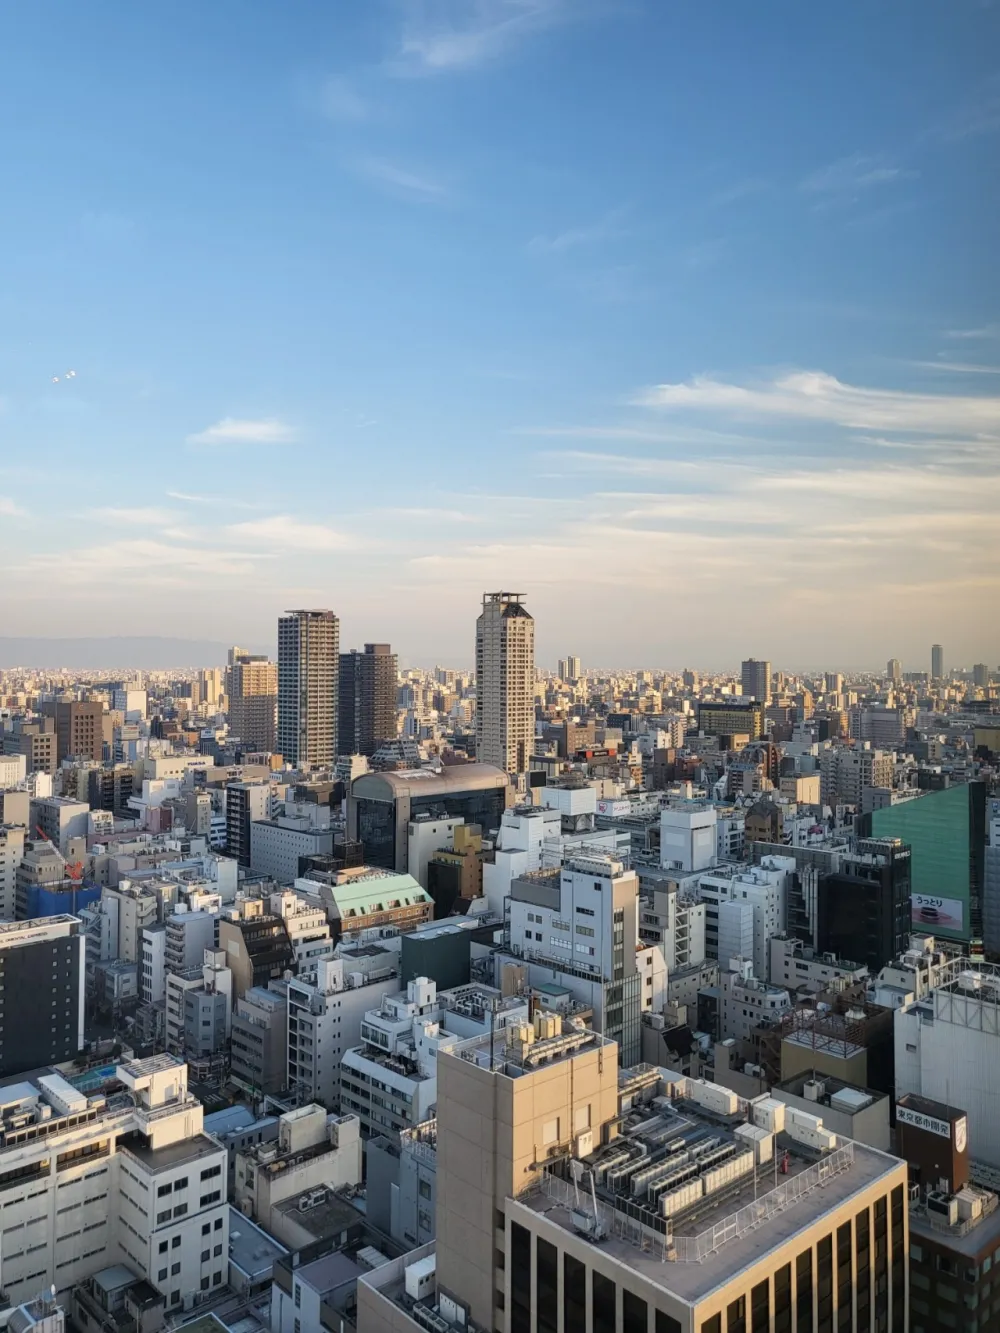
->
[119,1131,222,1173]
[449,1025,614,1080]
[516,1091,903,1306]
[227,1206,288,1276]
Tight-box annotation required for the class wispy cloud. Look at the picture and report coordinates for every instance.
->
[710,178,769,208]
[186,417,296,446]
[0,496,26,518]
[945,324,1000,341]
[526,208,628,254]
[927,74,1000,143]
[392,0,578,74]
[320,76,369,122]
[633,370,1000,436]
[800,154,916,204]
[908,360,1000,376]
[167,491,263,509]
[91,506,178,526]
[225,515,354,551]
[353,156,449,202]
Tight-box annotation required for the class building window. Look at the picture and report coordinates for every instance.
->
[170,1263,181,1277]
[537,1237,558,1333]
[510,1222,531,1333]
[751,1280,769,1333]
[726,1295,746,1333]
[171,1235,181,1249]
[817,1234,833,1333]
[565,1254,586,1332]
[157,1269,167,1282]
[624,1290,648,1333]
[856,1208,871,1323]
[797,1249,813,1331]
[656,1315,682,1333]
[593,1271,616,1331]
[701,1318,721,1333]
[773,1263,791,1333]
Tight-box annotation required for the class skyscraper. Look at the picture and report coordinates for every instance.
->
[228,653,278,751]
[973,663,990,688]
[338,642,398,756]
[565,653,581,680]
[741,657,771,702]
[475,591,535,774]
[932,643,944,680]
[887,657,902,684]
[277,610,339,768]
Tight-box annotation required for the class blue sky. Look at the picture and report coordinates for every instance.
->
[1,0,998,670]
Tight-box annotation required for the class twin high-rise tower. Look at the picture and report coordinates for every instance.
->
[276,612,398,767]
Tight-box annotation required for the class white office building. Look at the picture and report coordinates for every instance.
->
[894,959,1000,1169]
[0,1056,227,1312]
[660,805,717,873]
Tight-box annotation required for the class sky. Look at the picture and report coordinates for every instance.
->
[1,0,998,671]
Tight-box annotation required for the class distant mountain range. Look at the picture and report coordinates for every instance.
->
[0,637,271,670]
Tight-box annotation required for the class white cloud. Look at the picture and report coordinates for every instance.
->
[0,497,26,517]
[394,0,572,73]
[526,209,628,254]
[91,506,177,526]
[800,154,915,196]
[353,157,449,202]
[187,417,296,446]
[320,76,368,121]
[225,515,354,551]
[633,370,1000,436]
[945,324,1000,341]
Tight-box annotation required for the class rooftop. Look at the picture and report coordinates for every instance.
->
[227,1205,288,1277]
[449,1021,614,1079]
[517,1079,904,1304]
[351,763,509,800]
[273,1189,362,1242]
[119,1131,222,1173]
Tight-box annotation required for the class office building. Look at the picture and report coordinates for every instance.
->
[0,1054,228,1310]
[886,657,902,684]
[660,805,718,873]
[931,643,944,680]
[87,763,135,814]
[848,706,906,748]
[358,1019,908,1333]
[339,978,528,1138]
[740,657,771,703]
[348,763,509,872]
[814,838,912,975]
[972,662,990,689]
[863,780,986,947]
[30,796,89,855]
[10,719,57,775]
[234,1104,361,1230]
[770,1072,890,1152]
[0,916,84,1074]
[0,825,26,919]
[566,653,581,680]
[503,852,661,1066]
[819,745,894,808]
[697,699,765,740]
[225,780,272,867]
[249,810,334,884]
[218,900,295,998]
[475,591,535,774]
[895,959,1000,1169]
[40,700,104,764]
[338,643,398,756]
[230,984,288,1098]
[299,866,433,942]
[825,672,844,694]
[277,609,340,768]
[227,653,278,752]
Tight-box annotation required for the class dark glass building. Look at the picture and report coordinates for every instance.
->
[815,838,912,973]
[348,764,510,872]
[338,643,398,757]
[0,916,84,1076]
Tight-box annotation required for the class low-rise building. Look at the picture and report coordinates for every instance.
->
[233,1104,361,1231]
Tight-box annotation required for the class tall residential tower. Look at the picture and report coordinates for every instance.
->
[227,652,278,752]
[741,657,771,703]
[339,643,398,756]
[277,610,339,768]
[475,591,535,775]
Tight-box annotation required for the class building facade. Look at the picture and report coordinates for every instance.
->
[277,610,340,768]
[475,591,535,775]
[338,643,398,757]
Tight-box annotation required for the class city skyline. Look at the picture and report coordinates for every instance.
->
[2,2,998,664]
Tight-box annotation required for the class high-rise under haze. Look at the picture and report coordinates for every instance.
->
[338,642,398,756]
[887,657,902,684]
[932,643,945,680]
[475,591,535,775]
[740,657,771,702]
[227,651,278,752]
[277,609,339,768]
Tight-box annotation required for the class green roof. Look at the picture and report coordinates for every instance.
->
[329,871,432,918]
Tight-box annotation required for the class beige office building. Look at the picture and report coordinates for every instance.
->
[475,591,535,775]
[358,1015,908,1332]
[228,653,278,752]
